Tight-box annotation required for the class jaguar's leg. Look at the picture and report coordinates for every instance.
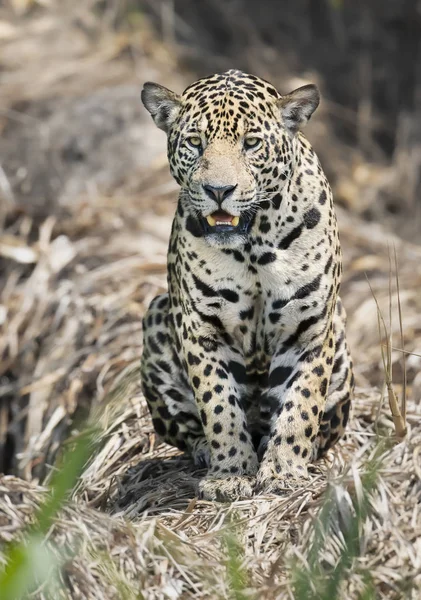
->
[256,319,335,494]
[141,293,209,467]
[257,297,353,494]
[314,297,354,458]
[181,327,259,502]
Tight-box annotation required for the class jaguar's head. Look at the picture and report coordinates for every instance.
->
[141,70,319,247]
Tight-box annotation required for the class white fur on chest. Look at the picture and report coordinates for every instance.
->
[190,248,316,354]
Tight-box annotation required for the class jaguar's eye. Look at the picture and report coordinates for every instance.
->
[244,137,262,150]
[187,136,202,149]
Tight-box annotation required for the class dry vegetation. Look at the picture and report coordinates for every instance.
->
[0,1,420,598]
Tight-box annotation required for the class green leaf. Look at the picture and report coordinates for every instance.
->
[35,426,98,535]
[0,535,61,600]
[0,426,99,599]
[221,516,250,600]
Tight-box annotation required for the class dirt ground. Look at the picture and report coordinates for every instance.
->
[0,2,420,598]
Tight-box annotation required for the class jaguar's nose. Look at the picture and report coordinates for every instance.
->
[202,184,237,205]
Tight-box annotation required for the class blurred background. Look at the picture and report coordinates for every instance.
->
[1,0,420,482]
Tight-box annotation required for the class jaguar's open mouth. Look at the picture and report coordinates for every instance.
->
[206,211,240,228]
[200,210,252,235]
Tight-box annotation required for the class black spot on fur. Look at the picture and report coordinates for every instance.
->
[220,289,239,302]
[272,298,288,310]
[294,274,322,300]
[272,193,282,209]
[278,225,303,250]
[229,361,247,384]
[232,250,245,262]
[269,366,293,387]
[203,391,212,403]
[303,207,321,229]
[213,365,227,380]
[187,351,200,366]
[185,215,202,237]
[258,252,277,266]
[324,255,333,274]
[312,365,325,376]
[192,274,217,297]
[259,221,271,234]
[240,307,254,320]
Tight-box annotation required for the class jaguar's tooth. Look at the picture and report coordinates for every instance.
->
[232,216,240,226]
[206,215,216,226]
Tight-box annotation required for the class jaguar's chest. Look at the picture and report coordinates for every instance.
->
[218,284,304,358]
[181,252,308,356]
[170,207,332,358]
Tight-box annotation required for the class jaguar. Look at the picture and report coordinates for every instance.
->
[140,69,354,501]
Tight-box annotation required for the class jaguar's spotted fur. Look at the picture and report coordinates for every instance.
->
[140,70,354,501]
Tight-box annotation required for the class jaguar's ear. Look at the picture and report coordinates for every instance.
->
[278,84,320,134]
[141,82,182,133]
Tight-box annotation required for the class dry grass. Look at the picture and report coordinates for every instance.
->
[1,2,421,598]
[1,389,421,599]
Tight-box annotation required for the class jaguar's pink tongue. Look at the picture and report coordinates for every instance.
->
[212,211,233,222]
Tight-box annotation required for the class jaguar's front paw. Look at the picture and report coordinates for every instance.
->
[256,458,309,496]
[197,475,255,502]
